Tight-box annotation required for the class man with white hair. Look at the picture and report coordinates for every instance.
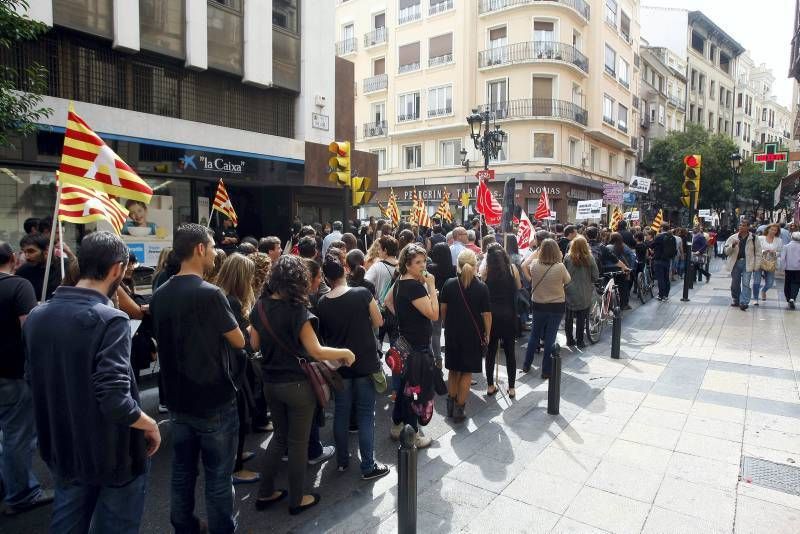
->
[449,226,468,265]
[781,231,800,309]
[466,230,481,255]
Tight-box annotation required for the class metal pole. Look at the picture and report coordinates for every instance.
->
[397,424,417,534]
[681,193,695,302]
[611,305,622,359]
[41,181,62,302]
[547,345,561,415]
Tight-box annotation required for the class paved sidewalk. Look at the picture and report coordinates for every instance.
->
[301,266,800,534]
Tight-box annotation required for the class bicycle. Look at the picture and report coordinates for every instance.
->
[586,271,623,344]
[635,261,655,304]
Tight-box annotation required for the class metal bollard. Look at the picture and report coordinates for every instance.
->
[398,424,417,534]
[611,307,622,359]
[547,345,561,415]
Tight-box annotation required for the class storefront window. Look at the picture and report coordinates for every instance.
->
[140,0,185,59]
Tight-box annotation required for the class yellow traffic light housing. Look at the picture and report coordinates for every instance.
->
[351,176,373,206]
[328,141,351,186]
[681,154,701,209]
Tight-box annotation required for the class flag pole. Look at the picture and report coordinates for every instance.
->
[41,180,62,302]
[58,219,65,279]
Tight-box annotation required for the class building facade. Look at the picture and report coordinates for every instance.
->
[335,0,642,223]
[637,44,686,159]
[1,0,372,257]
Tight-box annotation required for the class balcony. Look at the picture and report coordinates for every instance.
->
[429,0,454,15]
[631,136,638,150]
[363,74,388,93]
[398,61,420,74]
[428,106,453,118]
[668,95,685,110]
[397,112,420,123]
[364,27,387,48]
[335,38,357,56]
[478,41,588,74]
[618,122,628,133]
[363,121,388,138]
[480,98,588,126]
[478,0,590,22]
[429,53,453,68]
[398,4,421,24]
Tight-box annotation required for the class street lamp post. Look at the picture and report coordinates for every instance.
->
[465,108,506,171]
[729,152,742,231]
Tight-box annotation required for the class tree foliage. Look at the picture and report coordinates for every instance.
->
[0,0,52,147]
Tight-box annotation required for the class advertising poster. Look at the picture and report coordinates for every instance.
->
[577,199,603,220]
[97,194,174,266]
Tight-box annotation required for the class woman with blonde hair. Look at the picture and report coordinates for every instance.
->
[564,236,598,348]
[753,223,783,304]
[250,252,272,298]
[439,249,491,422]
[522,239,571,378]
[364,238,382,271]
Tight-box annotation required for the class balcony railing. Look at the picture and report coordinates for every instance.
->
[398,4,421,24]
[363,121,388,138]
[668,95,686,110]
[479,98,588,126]
[428,106,453,118]
[398,61,420,74]
[428,53,453,67]
[364,27,387,47]
[478,41,588,73]
[398,112,420,123]
[631,136,638,150]
[429,0,454,15]
[335,38,357,56]
[478,0,590,21]
[363,73,388,93]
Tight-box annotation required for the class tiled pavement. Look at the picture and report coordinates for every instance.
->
[302,268,800,534]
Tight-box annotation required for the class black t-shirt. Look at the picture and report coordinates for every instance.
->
[620,230,636,249]
[439,277,490,336]
[249,298,314,383]
[737,234,748,260]
[394,279,432,348]
[634,242,648,263]
[317,287,379,378]
[150,275,239,415]
[0,273,37,379]
[558,237,571,257]
[348,277,377,298]
[216,228,239,255]
[16,260,60,301]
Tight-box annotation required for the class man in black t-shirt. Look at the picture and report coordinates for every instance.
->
[0,242,54,514]
[151,224,245,533]
[215,217,239,255]
[16,234,60,301]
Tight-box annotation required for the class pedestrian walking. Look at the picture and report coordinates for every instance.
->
[439,249,491,422]
[692,226,712,282]
[753,223,782,304]
[564,236,599,349]
[150,223,246,533]
[648,224,677,301]
[724,220,761,311]
[24,232,160,533]
[781,231,800,309]
[317,254,389,480]
[249,255,354,514]
[482,244,521,398]
[522,239,571,378]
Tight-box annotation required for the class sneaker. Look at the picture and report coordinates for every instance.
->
[739,304,749,311]
[362,464,390,481]
[308,446,335,465]
[158,404,168,414]
[414,432,432,449]
[390,422,403,440]
[753,301,759,306]
[3,489,54,516]
[790,299,796,309]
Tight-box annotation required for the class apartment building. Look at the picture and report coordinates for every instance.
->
[336,0,641,223]
[637,44,686,159]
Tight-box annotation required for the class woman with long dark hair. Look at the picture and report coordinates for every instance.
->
[563,237,598,349]
[483,244,521,397]
[427,242,455,363]
[346,249,376,297]
[249,256,354,515]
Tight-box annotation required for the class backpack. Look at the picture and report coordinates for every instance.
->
[661,234,677,260]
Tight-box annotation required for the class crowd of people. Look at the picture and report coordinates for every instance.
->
[1,211,799,533]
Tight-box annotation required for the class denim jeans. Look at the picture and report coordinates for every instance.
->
[334,376,377,474]
[752,269,775,298]
[731,258,753,306]
[431,319,443,362]
[653,259,671,299]
[170,401,238,534]
[50,467,148,534]
[524,310,563,374]
[0,378,41,508]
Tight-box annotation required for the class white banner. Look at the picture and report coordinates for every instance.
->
[624,210,640,221]
[698,209,711,218]
[628,175,651,193]
[577,199,603,220]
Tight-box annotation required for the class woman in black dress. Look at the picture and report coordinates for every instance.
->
[427,242,456,364]
[439,249,491,422]
[482,244,522,398]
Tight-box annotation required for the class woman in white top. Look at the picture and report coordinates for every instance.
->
[753,223,783,304]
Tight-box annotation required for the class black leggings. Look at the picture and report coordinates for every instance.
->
[486,330,516,388]
[565,308,588,345]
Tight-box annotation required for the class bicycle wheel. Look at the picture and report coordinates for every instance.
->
[586,292,603,344]
[646,268,655,298]
[611,288,621,317]
[636,272,646,304]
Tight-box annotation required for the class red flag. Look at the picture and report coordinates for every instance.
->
[517,209,533,253]
[476,179,502,225]
[533,189,550,221]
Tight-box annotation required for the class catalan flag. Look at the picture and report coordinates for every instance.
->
[212,178,238,226]
[435,190,453,223]
[59,103,153,203]
[386,189,400,225]
[651,209,663,232]
[417,198,432,228]
[610,206,624,231]
[57,183,128,235]
[408,189,420,225]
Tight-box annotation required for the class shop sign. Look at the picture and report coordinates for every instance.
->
[178,152,248,175]
[527,185,561,196]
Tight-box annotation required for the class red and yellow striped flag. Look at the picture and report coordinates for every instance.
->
[651,209,663,232]
[435,190,453,223]
[610,206,624,231]
[58,183,128,235]
[59,103,153,203]
[417,198,432,228]
[386,189,400,225]
[212,179,238,226]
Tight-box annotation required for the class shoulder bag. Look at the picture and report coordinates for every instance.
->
[256,301,342,408]
[456,279,488,358]
[530,263,555,303]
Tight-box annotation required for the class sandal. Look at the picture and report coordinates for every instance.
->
[486,385,498,396]
[255,489,288,510]
[508,388,516,398]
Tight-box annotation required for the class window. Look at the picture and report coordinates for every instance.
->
[208,1,244,74]
[718,117,722,132]
[618,104,628,132]
[140,0,184,58]
[605,0,617,26]
[604,45,616,76]
[708,44,717,63]
[737,93,743,108]
[569,138,578,166]
[373,57,385,75]
[370,102,386,124]
[762,107,767,121]
[429,0,453,16]
[398,0,421,24]
[370,148,387,172]
[339,23,356,54]
[709,80,715,100]
[439,139,461,166]
[487,79,507,116]
[698,74,705,94]
[398,42,421,73]
[398,92,420,121]
[533,132,555,159]
[603,95,614,124]
[608,153,617,176]
[488,26,507,64]
[719,52,731,74]
[428,33,453,67]
[590,147,598,171]
[404,144,422,169]
[691,31,705,54]
[273,0,298,32]
[620,11,631,41]
[55,0,113,37]
[533,20,554,42]
[650,104,656,124]
[708,112,714,131]
[624,159,631,180]
[658,104,665,125]
[428,85,452,117]
[618,58,629,87]
[690,69,697,91]
[373,12,386,30]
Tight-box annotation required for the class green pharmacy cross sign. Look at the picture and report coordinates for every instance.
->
[753,143,789,172]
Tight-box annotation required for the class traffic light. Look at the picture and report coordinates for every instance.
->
[328,141,351,186]
[351,177,373,206]
[681,154,701,209]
